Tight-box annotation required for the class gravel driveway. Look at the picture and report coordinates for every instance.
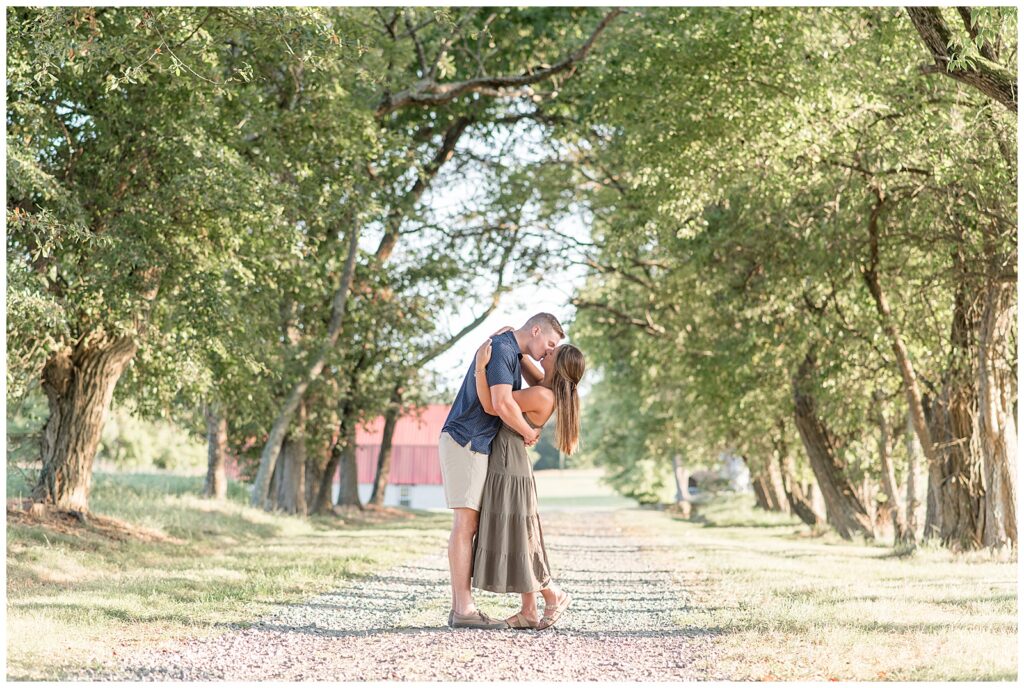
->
[83,508,722,681]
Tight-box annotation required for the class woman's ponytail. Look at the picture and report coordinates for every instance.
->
[552,345,586,456]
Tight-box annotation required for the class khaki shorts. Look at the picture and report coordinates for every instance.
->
[438,431,489,510]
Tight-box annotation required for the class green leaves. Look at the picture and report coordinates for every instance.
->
[562,6,1016,497]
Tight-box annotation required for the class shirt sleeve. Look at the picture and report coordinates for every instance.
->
[485,336,517,388]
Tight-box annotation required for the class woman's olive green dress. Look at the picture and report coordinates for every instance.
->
[471,414,552,593]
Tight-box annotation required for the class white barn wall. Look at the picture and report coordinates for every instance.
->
[331,483,447,510]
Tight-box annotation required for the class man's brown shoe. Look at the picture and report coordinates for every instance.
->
[449,609,508,630]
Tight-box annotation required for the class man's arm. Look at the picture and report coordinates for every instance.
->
[490,384,540,446]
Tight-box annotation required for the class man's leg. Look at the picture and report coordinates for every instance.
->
[449,507,480,615]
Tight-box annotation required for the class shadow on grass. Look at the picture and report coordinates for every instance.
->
[688,514,802,529]
[848,618,1018,635]
[8,600,211,626]
[916,669,1018,681]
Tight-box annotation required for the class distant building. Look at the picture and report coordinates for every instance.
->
[332,403,450,509]
[720,451,751,492]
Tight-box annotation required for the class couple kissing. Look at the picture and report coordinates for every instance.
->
[438,313,586,631]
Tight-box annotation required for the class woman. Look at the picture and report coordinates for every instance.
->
[470,339,586,631]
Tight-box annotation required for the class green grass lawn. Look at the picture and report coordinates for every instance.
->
[659,494,1019,681]
[534,467,638,509]
[6,470,451,681]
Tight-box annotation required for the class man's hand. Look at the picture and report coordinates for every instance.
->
[491,384,538,445]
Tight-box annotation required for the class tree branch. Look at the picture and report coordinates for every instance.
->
[414,239,515,367]
[572,297,666,337]
[374,115,474,261]
[376,8,624,117]
[905,6,1016,112]
[403,10,430,75]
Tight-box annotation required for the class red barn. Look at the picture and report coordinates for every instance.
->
[334,403,450,508]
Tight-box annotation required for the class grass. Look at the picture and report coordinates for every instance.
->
[534,467,638,510]
[656,494,1018,681]
[6,470,1018,681]
[6,470,452,681]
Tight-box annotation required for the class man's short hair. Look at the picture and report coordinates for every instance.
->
[524,312,565,339]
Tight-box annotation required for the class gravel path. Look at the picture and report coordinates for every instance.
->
[82,509,722,681]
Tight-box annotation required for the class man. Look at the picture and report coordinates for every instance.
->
[439,312,565,629]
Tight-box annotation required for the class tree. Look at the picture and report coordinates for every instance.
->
[561,6,1015,548]
[7,7,353,511]
[248,7,625,509]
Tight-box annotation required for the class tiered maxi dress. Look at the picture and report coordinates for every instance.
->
[471,413,552,593]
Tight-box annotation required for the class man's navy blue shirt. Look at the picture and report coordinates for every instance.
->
[442,331,522,455]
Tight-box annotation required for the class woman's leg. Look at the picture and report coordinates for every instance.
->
[540,580,563,607]
[508,578,560,622]
[505,591,540,625]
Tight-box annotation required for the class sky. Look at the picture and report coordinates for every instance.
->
[399,115,597,399]
[425,260,589,396]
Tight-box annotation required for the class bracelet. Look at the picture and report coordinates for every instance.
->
[475,368,485,374]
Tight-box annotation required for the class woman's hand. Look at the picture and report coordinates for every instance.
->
[475,338,492,370]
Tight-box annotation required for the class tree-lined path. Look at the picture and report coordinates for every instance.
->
[7,5,1017,682]
[75,509,720,681]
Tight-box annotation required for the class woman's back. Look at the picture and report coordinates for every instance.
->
[511,385,555,429]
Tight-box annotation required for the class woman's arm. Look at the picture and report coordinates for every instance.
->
[476,338,557,418]
[475,339,496,415]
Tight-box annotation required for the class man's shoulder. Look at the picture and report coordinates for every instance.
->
[490,332,520,359]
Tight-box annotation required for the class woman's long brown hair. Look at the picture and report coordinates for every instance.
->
[551,344,586,455]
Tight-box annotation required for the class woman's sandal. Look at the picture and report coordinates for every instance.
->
[506,611,540,630]
[536,591,571,631]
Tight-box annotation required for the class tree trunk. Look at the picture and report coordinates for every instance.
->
[774,420,824,528]
[922,392,944,539]
[313,431,343,514]
[861,199,941,501]
[370,388,402,507]
[977,281,1017,548]
[307,412,338,509]
[305,449,321,509]
[31,333,138,512]
[751,475,772,511]
[743,455,786,513]
[779,454,824,528]
[791,349,875,540]
[251,225,360,509]
[272,400,308,515]
[764,451,790,513]
[860,474,877,527]
[671,452,692,518]
[806,481,827,522]
[336,420,363,509]
[904,409,922,544]
[874,391,908,544]
[203,401,228,500]
[928,267,985,550]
